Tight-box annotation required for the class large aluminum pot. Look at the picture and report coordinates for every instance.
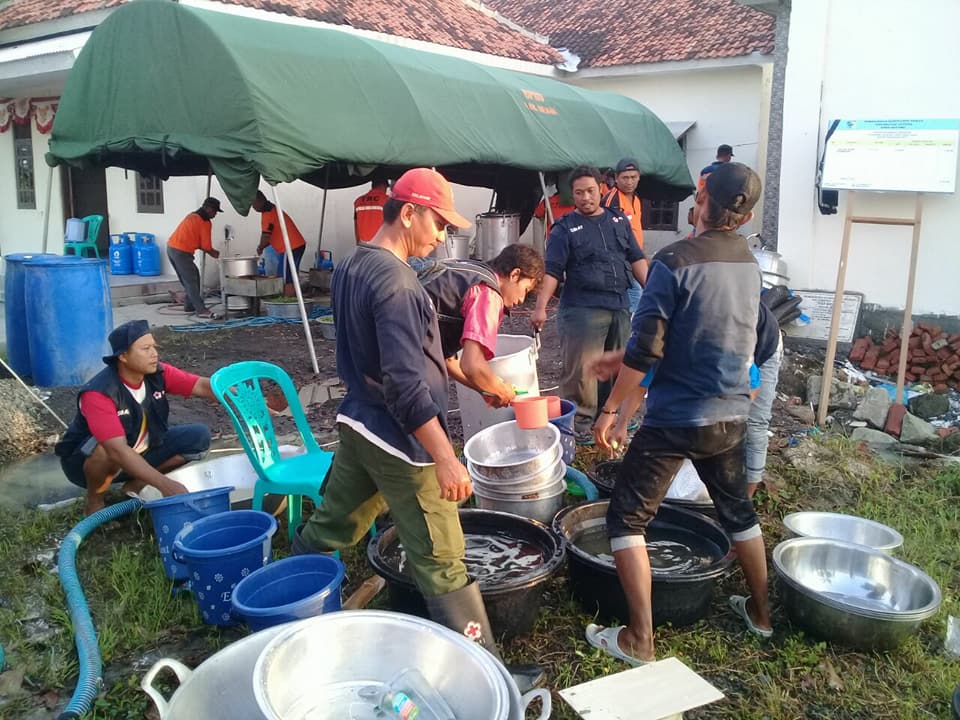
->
[773,537,941,649]
[751,249,789,288]
[222,255,259,278]
[473,478,566,524]
[464,421,561,481]
[475,212,520,260]
[783,511,903,553]
[141,624,287,718]
[470,453,565,495]
[253,610,512,720]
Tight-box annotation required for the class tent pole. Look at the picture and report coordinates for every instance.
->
[201,167,212,296]
[537,172,554,252]
[271,185,320,375]
[316,164,331,265]
[41,164,54,253]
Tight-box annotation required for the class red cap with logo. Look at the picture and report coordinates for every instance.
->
[391,168,471,229]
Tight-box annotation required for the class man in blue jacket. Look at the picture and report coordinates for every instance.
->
[292,168,542,689]
[531,165,648,441]
[586,162,773,665]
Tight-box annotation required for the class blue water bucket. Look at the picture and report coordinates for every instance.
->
[134,233,161,276]
[549,399,577,465]
[3,253,53,377]
[173,510,277,626]
[109,234,134,275]
[24,256,112,386]
[145,487,234,580]
[231,554,345,631]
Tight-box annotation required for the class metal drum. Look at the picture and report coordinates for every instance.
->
[475,212,520,260]
[221,255,259,310]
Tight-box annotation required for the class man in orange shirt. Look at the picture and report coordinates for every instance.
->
[602,158,647,313]
[166,197,222,319]
[253,190,306,297]
[533,189,576,240]
[353,179,390,243]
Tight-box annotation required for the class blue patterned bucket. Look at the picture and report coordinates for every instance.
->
[145,487,233,580]
[173,510,277,626]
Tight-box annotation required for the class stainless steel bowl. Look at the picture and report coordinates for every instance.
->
[773,538,941,649]
[464,421,560,480]
[783,511,904,553]
[253,611,511,720]
[470,453,564,494]
[473,480,565,524]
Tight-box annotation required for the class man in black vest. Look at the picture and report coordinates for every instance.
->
[414,244,544,407]
[55,320,215,516]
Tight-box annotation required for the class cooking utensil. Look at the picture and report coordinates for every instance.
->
[783,511,903,553]
[773,537,941,649]
[464,421,560,481]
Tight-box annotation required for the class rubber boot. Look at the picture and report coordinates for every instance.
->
[424,580,546,694]
[290,523,334,556]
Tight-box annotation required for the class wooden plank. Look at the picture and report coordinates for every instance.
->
[894,195,924,404]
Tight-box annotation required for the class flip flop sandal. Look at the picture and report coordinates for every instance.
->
[585,623,653,666]
[729,595,773,638]
[195,310,221,320]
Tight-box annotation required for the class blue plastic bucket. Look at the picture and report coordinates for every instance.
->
[23,256,112,386]
[145,487,234,580]
[549,399,577,465]
[134,233,161,276]
[109,234,134,275]
[231,554,345,631]
[173,510,277,626]
[2,253,53,377]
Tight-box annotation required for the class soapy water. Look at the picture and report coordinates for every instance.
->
[383,532,545,586]
[574,525,722,575]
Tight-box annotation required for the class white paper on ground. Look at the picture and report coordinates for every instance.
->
[560,657,724,719]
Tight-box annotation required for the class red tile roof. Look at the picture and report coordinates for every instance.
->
[0,0,561,65]
[485,0,775,68]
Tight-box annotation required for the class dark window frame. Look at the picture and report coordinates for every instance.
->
[136,173,164,214]
[13,122,36,209]
[641,136,687,232]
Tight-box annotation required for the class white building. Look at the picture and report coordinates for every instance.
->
[776,0,960,318]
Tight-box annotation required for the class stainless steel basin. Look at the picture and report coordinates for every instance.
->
[464,421,560,480]
[253,610,512,720]
[783,511,903,553]
[773,538,941,649]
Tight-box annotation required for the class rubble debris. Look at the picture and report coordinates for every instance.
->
[852,386,891,429]
[900,413,938,446]
[851,427,898,447]
[806,375,858,410]
[849,324,960,393]
[908,392,950,420]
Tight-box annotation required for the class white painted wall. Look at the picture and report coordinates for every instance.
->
[570,65,767,256]
[778,0,960,315]
[0,128,64,262]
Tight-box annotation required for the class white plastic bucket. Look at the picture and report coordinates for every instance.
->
[456,334,540,442]
[64,218,86,243]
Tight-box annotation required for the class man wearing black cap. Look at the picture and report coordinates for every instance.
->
[166,197,223,319]
[701,144,734,176]
[602,157,647,314]
[584,162,773,665]
[55,320,216,516]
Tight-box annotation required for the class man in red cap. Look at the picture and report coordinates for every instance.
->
[55,319,216,515]
[293,169,543,690]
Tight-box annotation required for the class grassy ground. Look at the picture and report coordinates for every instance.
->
[0,437,957,719]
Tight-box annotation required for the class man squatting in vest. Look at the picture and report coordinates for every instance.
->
[414,244,545,408]
[55,320,215,516]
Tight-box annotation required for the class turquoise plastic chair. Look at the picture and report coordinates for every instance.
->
[64,214,103,258]
[210,361,332,542]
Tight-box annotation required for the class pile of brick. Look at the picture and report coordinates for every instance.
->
[849,324,960,394]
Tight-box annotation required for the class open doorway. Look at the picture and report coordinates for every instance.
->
[63,166,110,255]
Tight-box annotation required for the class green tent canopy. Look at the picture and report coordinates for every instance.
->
[46,0,694,214]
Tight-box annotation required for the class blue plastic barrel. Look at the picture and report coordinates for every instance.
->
[173,510,277,626]
[231,554,344,631]
[24,256,112,387]
[134,233,161,276]
[145,487,234,580]
[548,399,577,465]
[109,234,134,275]
[3,253,53,377]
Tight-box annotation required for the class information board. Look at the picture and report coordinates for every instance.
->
[822,119,959,193]
[783,290,864,344]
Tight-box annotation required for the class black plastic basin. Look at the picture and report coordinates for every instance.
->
[552,500,733,627]
[367,508,565,640]
[591,459,719,521]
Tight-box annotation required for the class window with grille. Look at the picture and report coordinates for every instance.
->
[136,173,164,213]
[641,199,679,231]
[13,122,36,209]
